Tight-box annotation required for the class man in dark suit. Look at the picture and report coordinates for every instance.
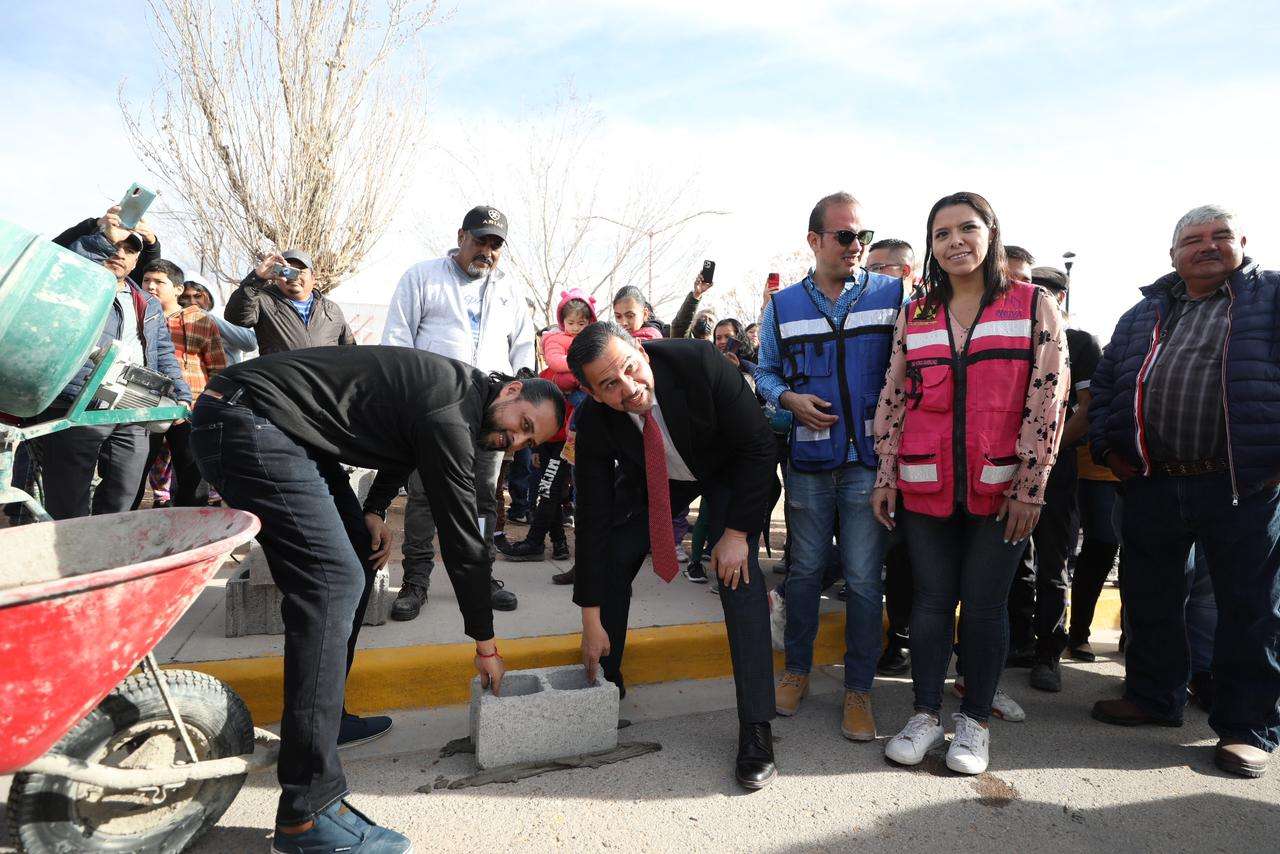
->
[566,321,778,789]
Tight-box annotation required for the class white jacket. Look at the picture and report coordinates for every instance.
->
[381,252,535,375]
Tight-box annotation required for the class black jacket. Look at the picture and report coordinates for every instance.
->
[571,338,775,607]
[225,272,356,355]
[217,346,496,639]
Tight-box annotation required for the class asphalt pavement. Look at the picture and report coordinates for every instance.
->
[174,638,1279,854]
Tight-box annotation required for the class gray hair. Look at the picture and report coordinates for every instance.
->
[1172,205,1238,245]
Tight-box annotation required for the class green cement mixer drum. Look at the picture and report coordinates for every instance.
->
[0,219,117,417]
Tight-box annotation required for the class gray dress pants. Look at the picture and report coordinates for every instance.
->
[401,449,502,588]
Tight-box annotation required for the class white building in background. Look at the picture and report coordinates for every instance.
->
[333,301,390,345]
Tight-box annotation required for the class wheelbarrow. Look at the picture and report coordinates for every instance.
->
[1,508,278,853]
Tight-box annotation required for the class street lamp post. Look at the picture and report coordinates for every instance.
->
[1062,251,1076,315]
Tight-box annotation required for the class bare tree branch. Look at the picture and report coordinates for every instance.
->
[123,0,436,292]
[425,90,719,328]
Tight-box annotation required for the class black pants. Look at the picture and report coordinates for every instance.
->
[1007,452,1078,658]
[130,422,209,509]
[526,441,570,547]
[403,450,500,588]
[598,481,775,723]
[35,420,149,520]
[191,391,376,825]
[883,541,913,651]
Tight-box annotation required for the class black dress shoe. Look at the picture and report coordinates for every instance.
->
[491,578,518,611]
[877,646,911,676]
[552,566,576,585]
[736,722,777,790]
[497,537,545,562]
[390,582,428,622]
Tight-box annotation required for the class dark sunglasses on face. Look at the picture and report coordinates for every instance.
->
[816,229,875,248]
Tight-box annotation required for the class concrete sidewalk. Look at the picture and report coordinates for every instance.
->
[167,640,1278,853]
[157,499,1122,724]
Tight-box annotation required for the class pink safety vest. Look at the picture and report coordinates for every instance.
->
[896,281,1038,517]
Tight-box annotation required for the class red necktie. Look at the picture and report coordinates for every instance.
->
[642,410,680,583]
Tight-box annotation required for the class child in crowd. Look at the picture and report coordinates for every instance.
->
[498,290,595,578]
[613,286,664,341]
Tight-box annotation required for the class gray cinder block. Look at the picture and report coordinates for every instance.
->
[224,563,393,637]
[469,665,620,769]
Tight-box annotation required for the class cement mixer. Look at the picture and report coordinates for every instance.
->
[0,219,277,853]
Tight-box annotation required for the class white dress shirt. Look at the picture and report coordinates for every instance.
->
[628,400,697,482]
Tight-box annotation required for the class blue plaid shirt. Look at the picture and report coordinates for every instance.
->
[754,271,869,464]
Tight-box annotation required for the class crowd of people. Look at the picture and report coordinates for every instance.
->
[5,188,1277,854]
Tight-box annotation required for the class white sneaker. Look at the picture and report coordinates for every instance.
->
[885,712,944,766]
[991,688,1026,723]
[768,588,786,652]
[952,677,1026,723]
[946,713,990,775]
[675,544,689,563]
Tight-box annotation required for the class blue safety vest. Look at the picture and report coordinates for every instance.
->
[772,271,903,471]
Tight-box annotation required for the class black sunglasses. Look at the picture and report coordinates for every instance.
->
[815,229,875,248]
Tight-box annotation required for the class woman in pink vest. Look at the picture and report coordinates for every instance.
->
[870,192,1068,775]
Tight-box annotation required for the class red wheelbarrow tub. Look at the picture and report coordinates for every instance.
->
[0,507,260,774]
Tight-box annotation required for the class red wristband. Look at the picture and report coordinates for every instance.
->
[476,647,500,659]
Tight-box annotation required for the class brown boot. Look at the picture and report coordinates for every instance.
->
[841,690,876,741]
[1091,697,1182,728]
[1216,740,1270,778]
[776,672,809,716]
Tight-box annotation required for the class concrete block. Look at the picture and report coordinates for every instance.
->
[224,563,393,637]
[469,664,619,769]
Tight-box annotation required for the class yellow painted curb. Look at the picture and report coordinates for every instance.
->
[175,589,1123,725]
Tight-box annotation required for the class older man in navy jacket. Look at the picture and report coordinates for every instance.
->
[1088,204,1280,779]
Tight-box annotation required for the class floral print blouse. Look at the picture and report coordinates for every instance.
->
[872,289,1069,506]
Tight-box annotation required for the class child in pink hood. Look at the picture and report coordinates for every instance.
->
[498,289,595,578]
[541,289,597,396]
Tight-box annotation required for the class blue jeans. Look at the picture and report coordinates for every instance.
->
[507,447,536,516]
[783,463,886,692]
[1120,473,1280,749]
[901,509,1026,722]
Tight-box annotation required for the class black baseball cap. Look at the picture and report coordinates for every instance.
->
[462,206,508,240]
[1031,266,1068,293]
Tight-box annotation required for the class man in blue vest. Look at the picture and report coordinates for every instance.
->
[755,192,903,742]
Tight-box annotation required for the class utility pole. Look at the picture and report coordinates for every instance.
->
[1063,251,1076,315]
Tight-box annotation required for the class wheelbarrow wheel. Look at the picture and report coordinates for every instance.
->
[7,668,254,854]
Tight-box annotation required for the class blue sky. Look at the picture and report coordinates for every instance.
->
[2,1,1278,334]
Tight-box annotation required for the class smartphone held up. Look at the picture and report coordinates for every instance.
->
[117,183,157,229]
